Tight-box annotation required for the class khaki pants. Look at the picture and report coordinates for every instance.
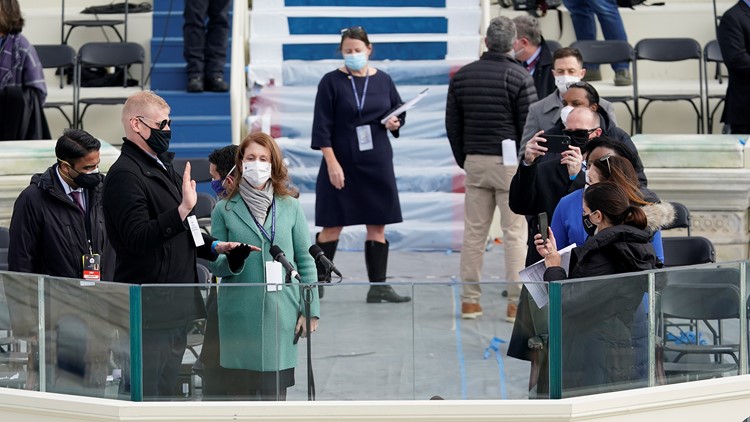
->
[460,155,528,303]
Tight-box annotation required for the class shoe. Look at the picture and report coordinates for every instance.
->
[366,285,412,303]
[187,76,203,93]
[614,69,632,86]
[506,302,518,322]
[461,302,483,319]
[205,76,229,92]
[583,68,602,82]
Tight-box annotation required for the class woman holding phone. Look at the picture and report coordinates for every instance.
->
[536,182,658,395]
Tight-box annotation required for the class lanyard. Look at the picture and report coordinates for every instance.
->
[251,199,276,244]
[347,69,370,118]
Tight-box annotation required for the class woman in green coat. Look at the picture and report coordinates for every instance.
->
[210,132,320,400]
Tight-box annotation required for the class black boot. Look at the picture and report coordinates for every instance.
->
[315,234,338,299]
[365,240,411,303]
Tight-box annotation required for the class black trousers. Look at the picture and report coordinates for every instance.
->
[142,326,188,399]
[182,0,231,78]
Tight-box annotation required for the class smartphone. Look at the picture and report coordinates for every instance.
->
[538,212,549,242]
[540,134,571,153]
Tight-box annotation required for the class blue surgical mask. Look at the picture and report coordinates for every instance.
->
[344,52,368,71]
[210,179,226,196]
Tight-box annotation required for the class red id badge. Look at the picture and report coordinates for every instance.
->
[82,254,101,281]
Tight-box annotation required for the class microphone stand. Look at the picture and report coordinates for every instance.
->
[290,268,316,401]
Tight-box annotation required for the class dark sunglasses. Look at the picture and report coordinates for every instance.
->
[563,128,598,139]
[136,115,171,130]
[340,26,364,35]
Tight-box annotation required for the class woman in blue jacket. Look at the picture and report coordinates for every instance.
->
[210,132,320,400]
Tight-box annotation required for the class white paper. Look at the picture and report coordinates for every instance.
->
[519,243,577,308]
[502,139,519,166]
[379,88,430,125]
[265,260,283,292]
[186,215,205,247]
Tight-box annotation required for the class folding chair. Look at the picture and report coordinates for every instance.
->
[703,40,726,134]
[35,44,77,128]
[545,39,562,54]
[662,236,715,268]
[661,202,691,236]
[572,40,636,134]
[75,42,145,129]
[659,266,742,380]
[61,0,128,44]
[633,38,704,134]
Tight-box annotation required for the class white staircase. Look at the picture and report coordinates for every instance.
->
[247,0,482,251]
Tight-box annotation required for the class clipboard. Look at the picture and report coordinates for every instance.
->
[379,88,430,125]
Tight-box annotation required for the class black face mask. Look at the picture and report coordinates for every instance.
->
[563,128,595,147]
[582,212,597,237]
[72,170,104,189]
[61,161,103,189]
[140,127,171,155]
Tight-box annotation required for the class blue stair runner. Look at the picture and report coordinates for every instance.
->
[151,0,232,162]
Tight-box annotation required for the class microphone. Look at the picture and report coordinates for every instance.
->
[309,245,342,279]
[269,245,301,282]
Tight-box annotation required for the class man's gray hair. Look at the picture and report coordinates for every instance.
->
[512,15,542,46]
[485,16,516,53]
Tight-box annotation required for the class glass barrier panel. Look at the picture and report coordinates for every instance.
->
[411,281,536,400]
[296,282,414,401]
[551,271,651,398]
[139,282,291,402]
[41,276,131,399]
[0,271,42,392]
[656,262,743,386]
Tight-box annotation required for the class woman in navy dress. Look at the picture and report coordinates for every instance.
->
[311,26,410,303]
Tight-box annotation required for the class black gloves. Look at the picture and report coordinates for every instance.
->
[226,243,253,272]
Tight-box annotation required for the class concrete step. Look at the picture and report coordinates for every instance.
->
[254,0,469,10]
[277,137,457,168]
[250,7,480,37]
[297,192,465,251]
[289,164,463,194]
[253,85,448,113]
[249,110,446,139]
[250,33,481,63]
[250,59,466,88]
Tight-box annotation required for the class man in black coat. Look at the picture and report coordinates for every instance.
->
[718,0,750,134]
[512,15,556,99]
[103,91,249,399]
[446,16,536,321]
[8,128,116,395]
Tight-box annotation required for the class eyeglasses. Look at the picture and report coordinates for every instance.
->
[136,115,171,130]
[340,26,364,35]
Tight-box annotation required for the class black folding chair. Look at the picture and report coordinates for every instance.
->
[703,40,726,134]
[61,0,128,44]
[662,236,716,268]
[633,38,704,134]
[572,40,636,134]
[661,202,691,236]
[35,44,77,128]
[75,42,145,129]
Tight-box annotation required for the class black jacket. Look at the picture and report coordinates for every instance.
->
[537,108,647,187]
[102,140,215,327]
[718,1,750,126]
[532,38,556,99]
[8,164,114,280]
[446,51,538,168]
[544,224,657,394]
